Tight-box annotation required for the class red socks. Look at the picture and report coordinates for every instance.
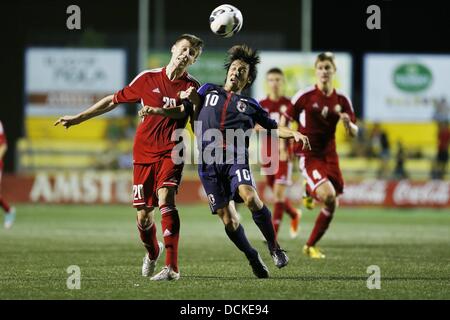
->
[137,220,160,260]
[307,208,334,246]
[0,197,11,213]
[284,198,298,219]
[160,205,180,272]
[272,202,284,234]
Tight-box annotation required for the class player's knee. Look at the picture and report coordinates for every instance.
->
[136,207,155,227]
[323,193,336,209]
[157,187,175,207]
[242,192,261,210]
[224,217,240,231]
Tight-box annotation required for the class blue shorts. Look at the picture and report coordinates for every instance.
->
[198,163,256,214]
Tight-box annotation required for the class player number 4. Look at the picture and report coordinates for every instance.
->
[133,184,144,201]
[312,170,322,180]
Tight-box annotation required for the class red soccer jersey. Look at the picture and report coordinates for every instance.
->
[259,96,293,159]
[113,67,200,164]
[284,85,355,156]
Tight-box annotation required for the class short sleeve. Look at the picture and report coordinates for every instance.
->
[113,72,147,104]
[251,100,278,130]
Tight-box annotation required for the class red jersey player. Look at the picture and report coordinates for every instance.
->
[259,68,301,239]
[282,52,358,259]
[55,34,204,280]
[0,120,16,229]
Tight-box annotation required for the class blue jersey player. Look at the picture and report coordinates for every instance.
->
[184,45,311,278]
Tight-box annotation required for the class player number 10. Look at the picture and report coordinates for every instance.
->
[236,169,251,182]
[205,94,219,107]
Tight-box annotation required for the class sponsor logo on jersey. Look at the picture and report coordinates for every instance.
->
[236,100,247,112]
[312,102,319,109]
[152,87,161,93]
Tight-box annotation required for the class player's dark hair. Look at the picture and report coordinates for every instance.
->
[315,52,336,69]
[174,34,204,57]
[224,44,260,89]
[266,67,284,76]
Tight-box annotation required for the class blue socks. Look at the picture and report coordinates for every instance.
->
[252,205,278,252]
[225,224,257,260]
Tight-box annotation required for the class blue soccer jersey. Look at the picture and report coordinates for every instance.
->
[195,83,277,164]
[195,83,278,213]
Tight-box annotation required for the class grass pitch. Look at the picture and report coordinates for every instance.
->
[0,204,449,299]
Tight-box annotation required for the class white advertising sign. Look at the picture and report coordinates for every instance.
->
[364,54,450,122]
[25,48,126,116]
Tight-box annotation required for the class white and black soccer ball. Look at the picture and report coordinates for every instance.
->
[209,4,243,38]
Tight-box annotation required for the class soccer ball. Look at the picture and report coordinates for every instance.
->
[209,4,243,38]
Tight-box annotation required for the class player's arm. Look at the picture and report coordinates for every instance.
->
[0,142,7,160]
[277,126,311,150]
[254,103,311,150]
[139,87,200,120]
[54,95,117,129]
[340,113,358,137]
[335,101,358,138]
[138,104,187,119]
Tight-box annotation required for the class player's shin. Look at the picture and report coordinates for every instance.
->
[224,224,258,260]
[272,202,284,235]
[252,205,278,251]
[306,207,334,246]
[137,218,160,260]
[160,205,180,272]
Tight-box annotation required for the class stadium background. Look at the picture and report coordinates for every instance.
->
[1,0,448,207]
[0,0,449,300]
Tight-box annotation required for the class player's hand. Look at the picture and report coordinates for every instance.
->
[54,115,81,129]
[179,86,196,101]
[293,132,311,151]
[138,106,157,117]
[340,112,351,128]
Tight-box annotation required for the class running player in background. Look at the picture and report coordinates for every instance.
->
[282,52,358,259]
[55,34,203,280]
[182,45,310,278]
[0,120,15,229]
[259,68,301,239]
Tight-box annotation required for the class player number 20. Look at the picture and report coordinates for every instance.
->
[162,96,176,109]
[133,184,144,200]
[205,94,219,107]
[236,169,251,182]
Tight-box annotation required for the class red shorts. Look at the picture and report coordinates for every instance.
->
[299,154,344,199]
[133,155,183,208]
[263,160,293,188]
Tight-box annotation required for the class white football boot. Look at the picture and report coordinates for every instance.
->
[142,241,164,277]
[150,266,180,281]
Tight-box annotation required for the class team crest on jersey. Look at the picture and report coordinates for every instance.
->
[236,100,247,112]
[207,194,216,205]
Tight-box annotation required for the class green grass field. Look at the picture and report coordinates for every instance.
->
[0,204,449,299]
